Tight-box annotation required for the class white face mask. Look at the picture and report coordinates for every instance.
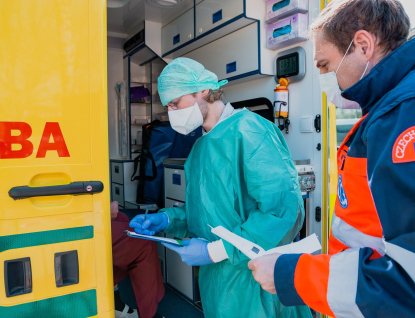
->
[319,40,369,109]
[168,101,205,135]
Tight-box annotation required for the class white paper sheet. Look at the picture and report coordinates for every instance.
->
[210,225,322,259]
[264,234,322,255]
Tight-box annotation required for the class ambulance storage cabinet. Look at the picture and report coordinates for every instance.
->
[126,53,167,159]
[184,22,259,82]
[161,6,194,55]
[110,159,138,208]
[162,159,202,309]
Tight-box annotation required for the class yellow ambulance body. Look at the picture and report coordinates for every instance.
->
[0,1,113,317]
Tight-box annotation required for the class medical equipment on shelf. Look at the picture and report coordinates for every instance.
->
[115,81,128,158]
[295,162,316,193]
[266,13,308,49]
[210,225,322,259]
[266,0,309,23]
[274,78,290,133]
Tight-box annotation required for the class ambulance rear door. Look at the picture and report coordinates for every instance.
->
[0,1,113,317]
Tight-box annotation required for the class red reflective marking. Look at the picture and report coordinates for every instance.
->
[392,126,415,163]
[36,122,70,158]
[0,122,33,159]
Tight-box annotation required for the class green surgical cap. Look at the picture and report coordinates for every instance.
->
[158,57,228,106]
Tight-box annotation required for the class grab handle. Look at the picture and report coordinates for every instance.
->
[9,181,104,200]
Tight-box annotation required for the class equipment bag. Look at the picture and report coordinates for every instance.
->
[131,120,202,208]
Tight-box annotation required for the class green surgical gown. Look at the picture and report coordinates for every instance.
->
[162,109,311,318]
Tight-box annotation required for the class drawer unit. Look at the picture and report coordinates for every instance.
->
[164,168,186,202]
[111,161,125,184]
[166,234,194,300]
[184,22,259,81]
[110,159,138,208]
[111,183,125,207]
[196,0,244,36]
[161,8,194,55]
[162,159,199,302]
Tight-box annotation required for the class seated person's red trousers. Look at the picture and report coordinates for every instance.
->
[112,212,165,318]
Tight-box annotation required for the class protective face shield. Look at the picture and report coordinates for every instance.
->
[319,40,369,109]
[168,101,205,135]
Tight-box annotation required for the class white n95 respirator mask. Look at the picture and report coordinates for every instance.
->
[318,39,368,110]
[168,101,205,135]
[319,72,361,109]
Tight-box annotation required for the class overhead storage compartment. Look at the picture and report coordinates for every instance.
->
[195,0,244,36]
[161,8,194,55]
[184,22,260,82]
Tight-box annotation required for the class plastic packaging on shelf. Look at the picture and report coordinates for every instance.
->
[266,13,308,50]
[133,115,151,126]
[115,81,128,158]
[131,85,150,103]
[266,0,308,23]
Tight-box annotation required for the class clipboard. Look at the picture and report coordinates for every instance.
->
[123,230,184,246]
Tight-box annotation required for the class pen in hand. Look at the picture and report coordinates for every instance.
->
[144,205,149,221]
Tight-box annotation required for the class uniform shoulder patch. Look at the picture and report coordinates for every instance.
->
[392,126,415,163]
[337,175,348,209]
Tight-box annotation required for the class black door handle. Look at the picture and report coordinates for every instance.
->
[9,181,104,200]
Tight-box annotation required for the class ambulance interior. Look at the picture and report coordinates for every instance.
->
[104,0,414,317]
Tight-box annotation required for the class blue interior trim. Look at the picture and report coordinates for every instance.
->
[226,70,260,82]
[256,21,262,75]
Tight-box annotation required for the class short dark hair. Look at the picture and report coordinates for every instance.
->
[310,0,410,54]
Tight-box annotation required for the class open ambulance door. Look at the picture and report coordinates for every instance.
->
[0,1,113,317]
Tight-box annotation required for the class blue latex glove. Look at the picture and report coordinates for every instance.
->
[162,238,213,266]
[129,212,168,235]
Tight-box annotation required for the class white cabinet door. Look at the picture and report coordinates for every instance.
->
[111,183,125,207]
[162,8,194,55]
[196,0,244,36]
[164,168,186,202]
[185,22,259,80]
[166,234,194,300]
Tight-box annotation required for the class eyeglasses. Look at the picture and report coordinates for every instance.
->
[163,99,180,110]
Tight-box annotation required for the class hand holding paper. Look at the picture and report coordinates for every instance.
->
[210,225,321,259]
[209,225,322,295]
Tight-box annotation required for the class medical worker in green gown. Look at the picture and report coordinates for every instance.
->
[130,57,311,318]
